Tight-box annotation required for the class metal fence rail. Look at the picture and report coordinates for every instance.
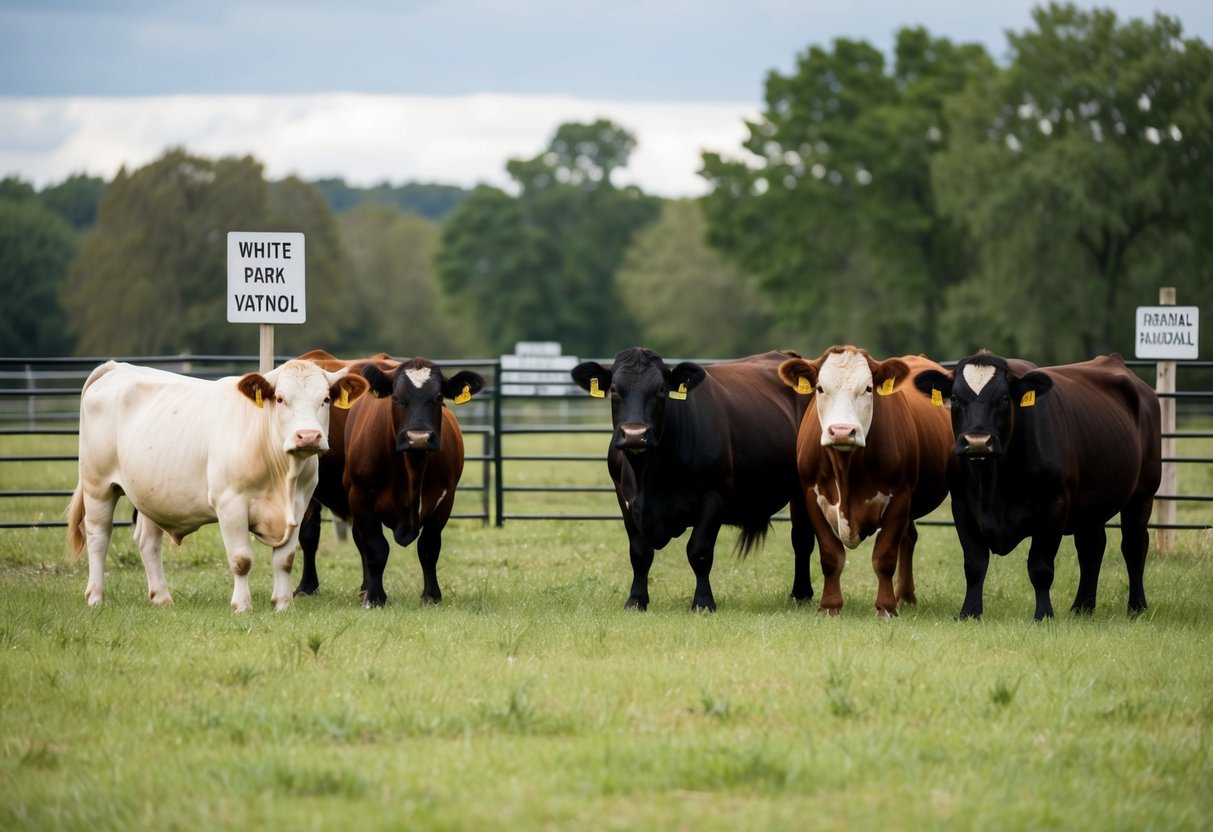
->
[2,355,1211,533]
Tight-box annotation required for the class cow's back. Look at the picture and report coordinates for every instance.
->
[1030,355,1161,520]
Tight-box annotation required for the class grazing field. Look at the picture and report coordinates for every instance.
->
[1,433,1211,830]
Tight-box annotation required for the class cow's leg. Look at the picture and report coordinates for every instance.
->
[685,516,722,612]
[349,493,391,608]
[293,499,323,596]
[954,507,988,620]
[132,512,172,606]
[1026,532,1062,621]
[1119,494,1152,616]
[787,495,815,604]
[621,511,654,611]
[871,501,911,617]
[216,511,257,613]
[1071,524,1106,615]
[807,503,845,615]
[269,539,297,612]
[82,490,118,607]
[415,521,444,604]
[896,520,918,608]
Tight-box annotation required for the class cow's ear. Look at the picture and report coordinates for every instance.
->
[360,363,394,399]
[778,358,818,396]
[236,373,274,409]
[572,362,612,399]
[667,362,706,400]
[871,358,911,396]
[442,370,485,404]
[913,369,953,406]
[330,373,370,410]
[1011,370,1053,408]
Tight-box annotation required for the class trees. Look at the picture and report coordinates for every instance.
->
[62,150,346,356]
[614,200,799,357]
[0,196,77,356]
[336,204,477,357]
[700,29,992,358]
[932,4,1213,361]
[436,120,660,357]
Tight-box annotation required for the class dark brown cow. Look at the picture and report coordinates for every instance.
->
[295,350,483,607]
[778,347,953,617]
[913,351,1161,620]
[572,348,815,612]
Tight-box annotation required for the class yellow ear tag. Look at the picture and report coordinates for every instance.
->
[254,388,264,408]
[1020,390,1036,408]
[796,377,812,395]
[668,383,688,401]
[589,377,605,398]
[334,386,351,409]
[877,378,895,396]
[931,388,943,407]
[454,385,472,405]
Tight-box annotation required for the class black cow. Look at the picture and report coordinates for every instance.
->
[914,351,1161,620]
[572,348,815,611]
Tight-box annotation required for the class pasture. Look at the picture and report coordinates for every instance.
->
[1,432,1211,830]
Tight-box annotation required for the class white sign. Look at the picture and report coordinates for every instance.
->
[501,342,581,396]
[227,232,306,324]
[1135,306,1199,360]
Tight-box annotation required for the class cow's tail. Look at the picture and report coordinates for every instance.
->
[66,484,86,560]
[734,520,771,559]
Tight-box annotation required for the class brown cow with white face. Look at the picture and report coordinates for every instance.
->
[778,346,954,617]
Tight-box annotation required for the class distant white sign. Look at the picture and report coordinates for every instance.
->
[1135,306,1199,360]
[501,341,580,396]
[227,232,306,324]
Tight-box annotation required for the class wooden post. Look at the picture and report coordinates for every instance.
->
[1155,287,1177,554]
[259,323,275,374]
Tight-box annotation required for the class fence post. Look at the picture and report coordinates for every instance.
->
[1155,287,1177,554]
[493,359,505,527]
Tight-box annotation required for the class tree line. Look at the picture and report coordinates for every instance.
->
[2,4,1210,365]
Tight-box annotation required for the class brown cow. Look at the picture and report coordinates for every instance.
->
[778,346,953,617]
[293,351,483,606]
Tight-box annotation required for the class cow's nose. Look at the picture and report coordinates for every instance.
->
[616,424,650,451]
[961,433,992,455]
[294,429,323,449]
[824,424,861,448]
[404,430,436,450]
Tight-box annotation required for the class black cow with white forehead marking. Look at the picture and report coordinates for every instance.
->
[914,351,1161,621]
[572,348,815,612]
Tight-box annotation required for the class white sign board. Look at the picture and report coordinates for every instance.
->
[227,232,306,324]
[501,342,581,396]
[1135,306,1199,360]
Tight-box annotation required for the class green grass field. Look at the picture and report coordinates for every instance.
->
[1,432,1211,830]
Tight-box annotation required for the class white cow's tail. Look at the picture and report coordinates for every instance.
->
[67,484,86,560]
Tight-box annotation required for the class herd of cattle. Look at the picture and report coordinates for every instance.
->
[66,345,1162,621]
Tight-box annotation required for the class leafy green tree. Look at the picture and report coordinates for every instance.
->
[39,174,107,230]
[311,178,467,220]
[700,29,992,358]
[336,204,477,357]
[62,149,345,356]
[0,197,77,355]
[932,4,1213,361]
[437,120,660,356]
[615,200,800,357]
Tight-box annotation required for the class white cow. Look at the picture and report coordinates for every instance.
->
[67,360,368,612]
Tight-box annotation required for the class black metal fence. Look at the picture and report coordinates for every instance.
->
[2,355,1211,533]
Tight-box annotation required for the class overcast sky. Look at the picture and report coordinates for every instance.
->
[2,1,1210,196]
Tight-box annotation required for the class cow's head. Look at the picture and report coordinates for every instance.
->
[360,359,484,452]
[913,351,1053,459]
[237,360,370,455]
[779,346,909,451]
[572,347,705,453]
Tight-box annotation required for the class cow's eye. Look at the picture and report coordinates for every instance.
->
[816,386,824,395]
[864,386,873,394]
[275,395,284,405]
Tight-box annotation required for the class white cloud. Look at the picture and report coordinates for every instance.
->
[0,94,759,197]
